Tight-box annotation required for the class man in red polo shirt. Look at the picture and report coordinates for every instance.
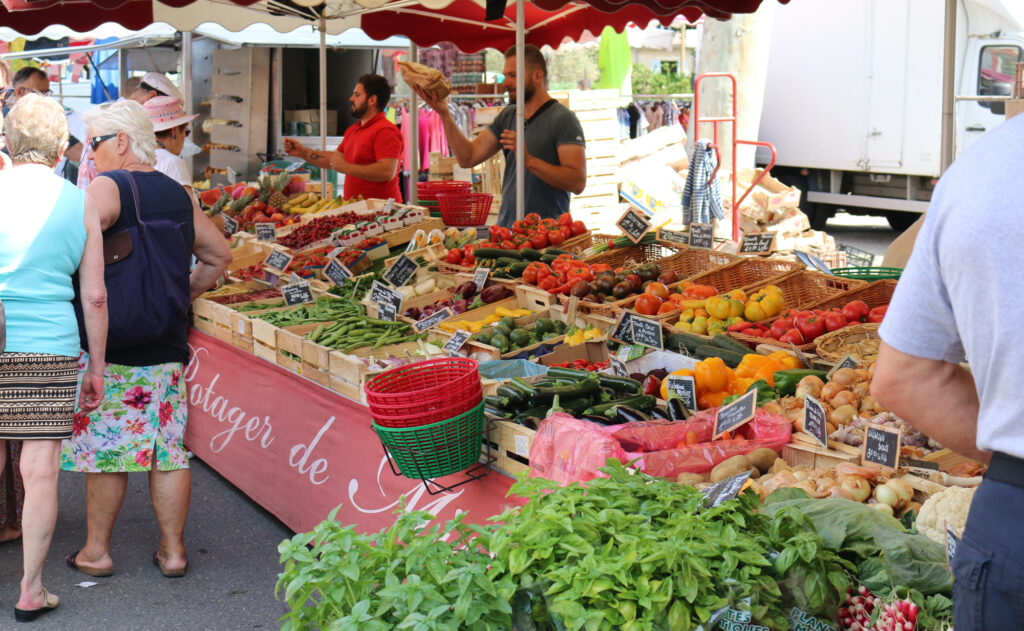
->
[283,74,403,201]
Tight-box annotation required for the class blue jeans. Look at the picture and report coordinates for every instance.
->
[952,478,1024,629]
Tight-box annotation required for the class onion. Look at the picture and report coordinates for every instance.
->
[830,404,859,426]
[859,396,881,414]
[887,478,914,504]
[829,486,854,500]
[831,389,858,407]
[840,475,872,502]
[795,376,825,400]
[873,483,900,507]
[821,381,845,401]
[871,502,894,516]
[761,401,783,416]
[831,367,858,386]
[851,381,871,397]
[793,469,811,482]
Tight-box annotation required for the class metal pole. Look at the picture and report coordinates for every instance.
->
[940,0,956,173]
[515,0,525,222]
[118,48,128,94]
[182,31,194,180]
[409,43,419,203]
[319,15,329,200]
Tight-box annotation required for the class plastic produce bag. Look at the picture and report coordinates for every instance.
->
[477,359,549,379]
[612,418,715,452]
[639,408,792,479]
[529,414,628,485]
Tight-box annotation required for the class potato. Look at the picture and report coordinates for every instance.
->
[675,473,705,487]
[710,455,752,483]
[769,458,790,475]
[746,448,779,473]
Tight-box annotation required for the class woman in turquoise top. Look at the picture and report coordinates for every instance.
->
[0,94,107,622]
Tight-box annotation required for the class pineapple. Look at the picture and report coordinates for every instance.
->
[273,171,292,194]
[257,176,273,203]
[268,192,288,210]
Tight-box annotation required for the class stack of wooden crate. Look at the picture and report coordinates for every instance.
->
[551,89,621,222]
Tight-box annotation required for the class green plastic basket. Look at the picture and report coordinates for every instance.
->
[831,267,903,281]
[373,402,485,479]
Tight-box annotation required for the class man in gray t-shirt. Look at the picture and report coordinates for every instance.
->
[872,113,1024,629]
[411,44,586,228]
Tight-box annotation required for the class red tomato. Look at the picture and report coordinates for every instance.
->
[770,317,794,339]
[779,328,805,345]
[645,282,670,301]
[547,230,566,246]
[657,301,677,315]
[634,293,663,316]
[556,212,573,227]
[794,312,825,341]
[560,225,573,240]
[531,233,549,249]
[570,220,587,236]
[445,248,463,264]
[823,312,848,332]
[462,252,475,265]
[867,305,888,323]
[538,276,559,291]
[522,268,539,284]
[842,300,870,323]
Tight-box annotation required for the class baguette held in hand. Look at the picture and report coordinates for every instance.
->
[398,61,451,101]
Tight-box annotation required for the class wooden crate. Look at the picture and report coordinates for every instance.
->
[251,317,280,349]
[252,336,277,363]
[781,436,862,469]
[231,331,255,354]
[483,419,535,477]
[276,349,303,375]
[327,341,448,403]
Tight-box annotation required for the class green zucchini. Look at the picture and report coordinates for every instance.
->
[596,373,642,394]
[694,344,745,368]
[474,248,522,260]
[544,248,569,256]
[545,367,590,382]
[506,262,529,276]
[485,395,511,409]
[666,332,707,354]
[540,253,559,264]
[584,395,657,417]
[514,405,550,421]
[520,248,543,261]
[560,396,594,414]
[535,377,599,398]
[710,333,753,356]
[509,377,538,400]
[494,257,522,267]
[485,406,513,419]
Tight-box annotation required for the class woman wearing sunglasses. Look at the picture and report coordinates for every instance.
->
[61,99,231,582]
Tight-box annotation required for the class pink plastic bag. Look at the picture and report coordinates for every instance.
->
[639,408,792,479]
[612,418,715,452]
[528,413,629,485]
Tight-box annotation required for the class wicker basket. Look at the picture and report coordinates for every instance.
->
[814,323,881,363]
[583,241,684,266]
[808,280,897,312]
[682,258,804,295]
[748,271,866,312]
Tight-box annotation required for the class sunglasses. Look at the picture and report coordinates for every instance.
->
[90,133,118,151]
[24,88,52,97]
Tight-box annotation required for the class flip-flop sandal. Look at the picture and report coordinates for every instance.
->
[65,550,114,578]
[14,588,59,622]
[153,551,187,578]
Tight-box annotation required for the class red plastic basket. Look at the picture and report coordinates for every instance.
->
[436,193,493,226]
[417,181,472,205]
[364,357,481,428]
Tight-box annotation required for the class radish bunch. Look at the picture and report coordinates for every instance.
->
[838,586,918,631]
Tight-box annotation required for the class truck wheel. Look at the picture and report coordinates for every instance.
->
[885,212,918,232]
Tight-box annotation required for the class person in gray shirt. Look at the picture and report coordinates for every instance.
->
[412,44,586,227]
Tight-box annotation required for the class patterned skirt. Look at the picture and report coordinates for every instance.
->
[0,353,78,440]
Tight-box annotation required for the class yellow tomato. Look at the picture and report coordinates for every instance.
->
[705,296,732,320]
[727,298,745,318]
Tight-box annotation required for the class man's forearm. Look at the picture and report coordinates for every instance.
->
[344,161,397,183]
[525,156,586,195]
[299,147,336,170]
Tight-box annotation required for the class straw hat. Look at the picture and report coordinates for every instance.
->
[144,96,199,132]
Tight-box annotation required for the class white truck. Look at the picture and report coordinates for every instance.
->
[756,0,1024,230]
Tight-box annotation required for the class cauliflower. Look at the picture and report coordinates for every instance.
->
[915,485,976,544]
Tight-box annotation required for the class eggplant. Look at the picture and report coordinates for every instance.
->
[649,406,670,420]
[480,285,513,303]
[581,414,616,426]
[614,405,651,424]
[667,397,692,421]
[453,281,478,300]
[404,307,421,320]
[451,299,468,315]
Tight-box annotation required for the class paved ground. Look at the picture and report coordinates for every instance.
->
[0,458,291,631]
[823,211,903,263]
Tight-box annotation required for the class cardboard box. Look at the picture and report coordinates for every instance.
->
[538,340,610,367]
[736,168,802,213]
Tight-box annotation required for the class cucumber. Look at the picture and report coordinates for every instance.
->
[596,373,642,394]
[694,344,745,368]
[475,248,522,260]
[710,333,753,356]
[520,248,543,261]
[494,257,522,267]
[540,253,559,264]
[544,248,569,256]
[506,262,529,276]
[666,332,707,354]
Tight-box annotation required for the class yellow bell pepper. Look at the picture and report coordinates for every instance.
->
[583,327,603,340]
[493,307,516,317]
[735,354,771,379]
[729,376,758,395]
[467,321,484,333]
[694,357,731,394]
[769,350,803,370]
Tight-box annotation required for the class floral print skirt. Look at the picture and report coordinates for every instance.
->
[60,354,189,473]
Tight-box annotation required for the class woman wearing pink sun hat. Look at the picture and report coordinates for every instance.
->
[143,96,199,195]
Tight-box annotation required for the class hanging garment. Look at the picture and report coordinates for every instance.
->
[682,139,724,225]
[596,25,632,96]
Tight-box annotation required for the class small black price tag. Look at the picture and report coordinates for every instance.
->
[826,354,862,380]
[414,307,453,333]
[862,423,902,470]
[739,232,775,254]
[378,300,398,322]
[222,214,238,234]
[369,281,403,322]
[656,227,689,247]
[255,222,277,242]
[324,259,353,287]
[443,329,471,355]
[263,250,294,273]
[611,312,636,345]
[945,522,961,567]
[629,315,663,351]
[616,207,652,244]
[714,388,757,439]
[282,281,314,306]
[473,267,490,292]
[802,394,829,448]
[701,470,753,509]
[383,254,418,287]
[689,223,713,249]
[665,375,696,412]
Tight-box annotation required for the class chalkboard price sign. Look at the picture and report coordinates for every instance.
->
[378,300,398,322]
[383,254,418,287]
[473,267,490,292]
[802,395,828,448]
[222,215,238,234]
[370,281,403,323]
[324,259,353,286]
[701,470,753,509]
[862,423,902,470]
[282,281,315,306]
[656,228,689,247]
[945,521,961,566]
[443,330,472,355]
[714,388,757,439]
[616,207,652,244]
[255,222,277,242]
[263,250,294,273]
[827,354,862,380]
[689,223,714,249]
[739,232,776,254]
[611,312,636,345]
[414,307,453,333]
[630,315,663,350]
[665,375,696,412]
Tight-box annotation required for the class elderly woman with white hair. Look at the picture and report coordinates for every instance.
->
[0,94,108,621]
[61,99,231,581]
